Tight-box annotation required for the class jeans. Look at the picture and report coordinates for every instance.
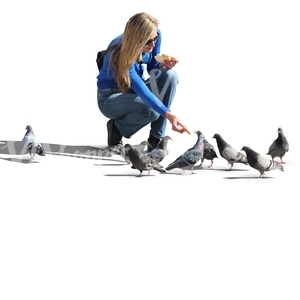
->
[97,68,179,139]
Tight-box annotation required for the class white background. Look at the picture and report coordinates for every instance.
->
[0,1,299,299]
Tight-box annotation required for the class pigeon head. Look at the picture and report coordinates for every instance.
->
[25,125,33,132]
[156,136,173,148]
[212,133,221,139]
[164,136,173,141]
[124,144,131,151]
[241,146,250,153]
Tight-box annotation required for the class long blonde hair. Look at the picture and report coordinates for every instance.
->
[110,12,159,92]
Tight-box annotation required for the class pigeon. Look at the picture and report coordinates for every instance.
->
[114,141,148,164]
[124,143,166,177]
[146,135,173,164]
[136,140,148,151]
[241,146,284,178]
[21,125,45,159]
[266,127,289,164]
[165,130,205,174]
[212,133,248,170]
[200,138,218,168]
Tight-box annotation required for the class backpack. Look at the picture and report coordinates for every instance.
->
[96,49,108,72]
[96,43,120,71]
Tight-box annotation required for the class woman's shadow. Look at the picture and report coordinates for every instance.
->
[0,140,125,164]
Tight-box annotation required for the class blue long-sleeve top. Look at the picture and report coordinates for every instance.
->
[97,28,168,117]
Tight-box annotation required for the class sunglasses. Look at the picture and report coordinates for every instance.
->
[145,33,159,46]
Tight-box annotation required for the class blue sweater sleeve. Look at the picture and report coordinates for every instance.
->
[129,66,168,117]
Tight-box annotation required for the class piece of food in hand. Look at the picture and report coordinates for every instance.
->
[155,53,172,63]
[184,126,195,135]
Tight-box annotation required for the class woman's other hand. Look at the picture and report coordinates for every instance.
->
[160,56,179,68]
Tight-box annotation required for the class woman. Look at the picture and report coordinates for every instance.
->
[97,12,186,150]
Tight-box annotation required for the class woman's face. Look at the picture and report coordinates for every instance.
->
[142,28,158,53]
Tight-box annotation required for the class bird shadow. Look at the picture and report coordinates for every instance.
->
[162,170,202,175]
[103,173,157,177]
[94,162,128,167]
[0,140,121,164]
[212,168,250,172]
[172,165,250,172]
[223,176,275,180]
[0,157,40,164]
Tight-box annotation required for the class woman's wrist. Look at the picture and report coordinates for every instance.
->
[166,110,176,121]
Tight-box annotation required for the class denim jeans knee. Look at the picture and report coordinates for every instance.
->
[163,68,179,85]
[149,110,160,122]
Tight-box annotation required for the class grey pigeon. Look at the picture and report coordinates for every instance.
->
[213,133,248,170]
[22,125,45,159]
[266,127,289,164]
[200,138,218,168]
[146,135,172,164]
[241,146,284,178]
[127,140,148,153]
[165,131,205,174]
[124,143,166,177]
[115,141,148,164]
